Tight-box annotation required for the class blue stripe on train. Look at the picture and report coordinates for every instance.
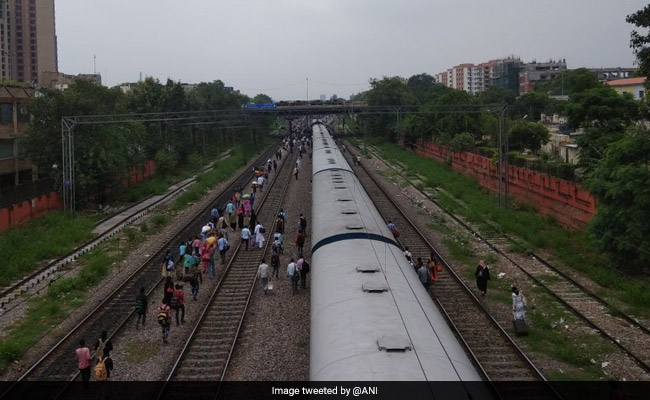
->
[311,232,400,254]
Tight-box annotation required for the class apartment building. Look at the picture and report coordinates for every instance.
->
[0,0,57,85]
[0,85,34,194]
[519,59,567,94]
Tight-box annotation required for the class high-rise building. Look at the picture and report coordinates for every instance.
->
[0,0,57,84]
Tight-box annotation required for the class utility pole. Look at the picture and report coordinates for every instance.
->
[306,78,309,101]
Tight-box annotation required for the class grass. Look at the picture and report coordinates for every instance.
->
[357,138,650,314]
[0,246,118,371]
[523,290,613,380]
[112,148,233,204]
[0,212,98,287]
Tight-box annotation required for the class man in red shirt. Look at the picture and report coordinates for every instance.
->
[295,230,306,258]
[174,284,185,325]
[75,339,92,388]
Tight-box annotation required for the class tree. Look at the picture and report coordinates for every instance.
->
[534,68,602,96]
[513,91,552,121]
[363,77,416,140]
[627,5,650,86]
[407,73,437,103]
[477,86,516,107]
[583,133,650,271]
[253,93,273,104]
[431,90,483,140]
[508,121,550,153]
[564,86,639,131]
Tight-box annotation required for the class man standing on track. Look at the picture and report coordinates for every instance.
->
[287,258,298,295]
[217,235,229,265]
[76,339,92,389]
[295,230,306,258]
[258,258,270,295]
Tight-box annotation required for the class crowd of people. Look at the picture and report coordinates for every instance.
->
[73,131,317,384]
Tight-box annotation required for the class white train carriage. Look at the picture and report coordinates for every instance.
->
[310,123,483,389]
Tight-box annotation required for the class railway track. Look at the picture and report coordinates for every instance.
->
[0,142,282,400]
[353,143,650,377]
[157,150,297,398]
[342,150,561,400]
[0,149,234,313]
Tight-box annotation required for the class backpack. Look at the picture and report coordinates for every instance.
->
[94,358,108,381]
[157,308,169,325]
[292,271,300,282]
[259,226,266,234]
[302,261,310,274]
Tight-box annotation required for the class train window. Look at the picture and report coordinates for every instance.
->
[377,336,412,352]
[362,282,388,293]
[325,150,332,154]
[334,186,347,189]
[345,224,363,230]
[341,210,357,215]
[356,266,379,273]
[337,198,353,202]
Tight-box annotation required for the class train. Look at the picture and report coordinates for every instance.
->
[309,121,485,393]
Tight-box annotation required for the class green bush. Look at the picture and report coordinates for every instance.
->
[151,214,169,227]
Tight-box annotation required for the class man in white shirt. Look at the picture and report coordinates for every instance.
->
[258,259,270,295]
[257,175,265,192]
[287,258,298,295]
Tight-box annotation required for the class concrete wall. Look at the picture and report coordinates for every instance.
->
[412,140,596,230]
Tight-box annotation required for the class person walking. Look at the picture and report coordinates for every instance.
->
[190,273,199,301]
[298,214,307,234]
[475,260,491,297]
[161,250,173,278]
[135,287,148,328]
[287,258,298,295]
[257,175,265,192]
[158,298,172,342]
[173,284,185,325]
[258,259,270,295]
[229,207,238,231]
[210,206,219,225]
[271,251,280,279]
[163,276,174,304]
[217,235,229,265]
[293,166,299,180]
[76,339,92,389]
[225,200,234,220]
[418,262,430,289]
[238,205,245,231]
[254,223,265,249]
[512,286,526,321]
[295,230,306,258]
[300,258,310,289]
[95,347,113,381]
[241,225,251,250]
[249,209,257,234]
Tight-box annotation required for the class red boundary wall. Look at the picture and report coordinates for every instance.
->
[0,160,157,232]
[412,140,596,230]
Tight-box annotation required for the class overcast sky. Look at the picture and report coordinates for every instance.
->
[56,0,647,100]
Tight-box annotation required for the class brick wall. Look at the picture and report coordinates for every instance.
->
[412,140,596,230]
[0,191,63,231]
[0,160,158,232]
